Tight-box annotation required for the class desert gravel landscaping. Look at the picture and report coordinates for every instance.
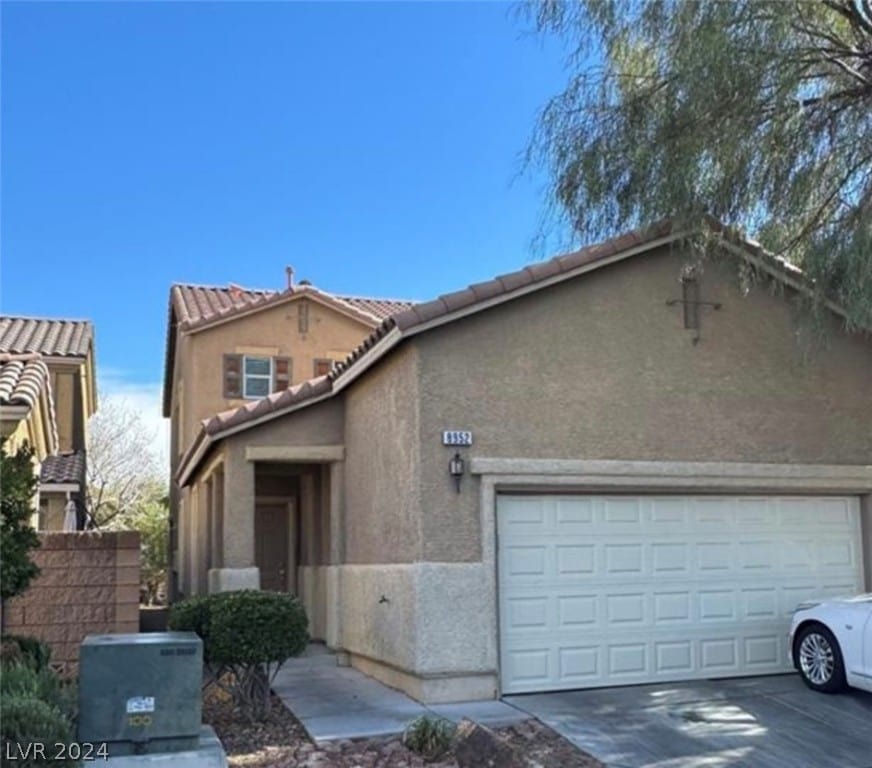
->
[204,685,604,768]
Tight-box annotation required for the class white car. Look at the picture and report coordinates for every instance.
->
[789,594,872,693]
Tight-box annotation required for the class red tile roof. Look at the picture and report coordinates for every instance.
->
[163,282,414,417]
[202,375,332,436]
[177,218,853,486]
[0,317,93,358]
[171,283,414,331]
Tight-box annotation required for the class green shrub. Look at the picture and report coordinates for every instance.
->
[168,594,212,657]
[0,661,76,724]
[0,440,41,599]
[208,590,308,665]
[403,715,456,762]
[169,590,308,720]
[1,634,52,671]
[0,695,76,767]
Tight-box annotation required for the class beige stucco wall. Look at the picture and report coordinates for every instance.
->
[343,344,421,564]
[49,360,92,454]
[177,298,373,453]
[169,301,364,597]
[173,242,872,696]
[40,494,68,531]
[231,396,345,449]
[414,245,872,562]
[1,407,50,461]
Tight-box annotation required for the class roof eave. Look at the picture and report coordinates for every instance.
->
[162,292,180,419]
[182,289,381,336]
[176,387,336,487]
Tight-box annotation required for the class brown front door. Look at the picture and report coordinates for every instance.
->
[255,503,289,591]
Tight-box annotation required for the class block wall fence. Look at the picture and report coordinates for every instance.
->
[2,531,141,675]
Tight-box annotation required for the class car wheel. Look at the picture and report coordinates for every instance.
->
[794,623,846,693]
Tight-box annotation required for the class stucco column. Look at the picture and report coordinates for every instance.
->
[191,482,209,595]
[326,461,345,650]
[222,448,254,567]
[211,470,224,570]
[208,446,259,593]
[861,494,872,591]
[329,460,345,565]
[300,473,316,565]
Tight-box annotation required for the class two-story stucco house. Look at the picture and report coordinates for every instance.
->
[162,274,414,599]
[170,221,872,704]
[0,316,98,530]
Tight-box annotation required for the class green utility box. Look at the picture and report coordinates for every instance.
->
[78,632,203,756]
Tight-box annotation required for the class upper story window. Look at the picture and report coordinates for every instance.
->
[223,354,291,400]
[243,356,272,398]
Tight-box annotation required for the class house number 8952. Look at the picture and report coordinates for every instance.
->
[442,431,473,446]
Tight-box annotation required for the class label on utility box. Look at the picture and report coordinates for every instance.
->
[126,696,155,714]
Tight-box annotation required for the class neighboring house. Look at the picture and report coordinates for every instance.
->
[162,274,414,599]
[172,222,872,704]
[0,316,97,530]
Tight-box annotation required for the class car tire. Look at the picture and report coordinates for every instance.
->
[794,623,846,693]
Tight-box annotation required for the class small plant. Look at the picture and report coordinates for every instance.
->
[0,659,77,767]
[0,660,76,723]
[402,714,456,762]
[169,589,309,720]
[0,695,76,767]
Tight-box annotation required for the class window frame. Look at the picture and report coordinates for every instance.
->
[313,358,334,377]
[242,355,273,399]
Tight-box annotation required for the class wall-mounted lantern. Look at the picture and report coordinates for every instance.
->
[448,452,465,493]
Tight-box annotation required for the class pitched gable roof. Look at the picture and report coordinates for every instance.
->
[162,282,415,417]
[176,219,861,486]
[0,316,93,358]
[172,283,413,331]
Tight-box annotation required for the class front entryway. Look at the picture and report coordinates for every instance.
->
[255,502,290,591]
[497,494,864,694]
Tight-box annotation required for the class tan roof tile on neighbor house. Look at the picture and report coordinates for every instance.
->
[40,451,86,486]
[0,356,51,408]
[0,317,93,358]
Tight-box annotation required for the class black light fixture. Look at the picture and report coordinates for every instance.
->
[448,451,465,493]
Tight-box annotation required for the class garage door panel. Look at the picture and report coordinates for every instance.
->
[498,494,863,694]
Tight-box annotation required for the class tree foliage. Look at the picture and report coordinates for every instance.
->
[88,395,169,603]
[169,590,309,720]
[106,494,169,605]
[0,440,41,600]
[86,395,163,527]
[525,0,872,328]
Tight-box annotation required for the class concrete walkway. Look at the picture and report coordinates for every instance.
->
[271,646,529,742]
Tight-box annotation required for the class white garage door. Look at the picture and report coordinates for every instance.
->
[497,494,864,694]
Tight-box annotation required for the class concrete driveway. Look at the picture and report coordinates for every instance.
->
[505,675,872,768]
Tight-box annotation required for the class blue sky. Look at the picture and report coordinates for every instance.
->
[1,1,569,462]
